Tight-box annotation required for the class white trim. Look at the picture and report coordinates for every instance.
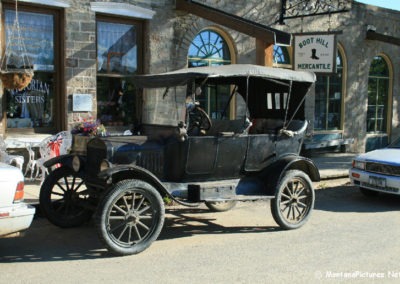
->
[90,2,156,19]
[18,0,71,8]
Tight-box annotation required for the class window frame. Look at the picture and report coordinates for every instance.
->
[2,2,63,133]
[187,28,236,119]
[95,14,144,78]
[366,55,392,134]
[314,48,345,132]
[95,14,144,127]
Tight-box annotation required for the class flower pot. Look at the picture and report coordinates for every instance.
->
[71,135,93,155]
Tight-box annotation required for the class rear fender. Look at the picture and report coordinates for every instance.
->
[98,164,171,199]
[259,154,320,195]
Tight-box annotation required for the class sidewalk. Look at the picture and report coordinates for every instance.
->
[23,152,356,205]
[310,152,356,180]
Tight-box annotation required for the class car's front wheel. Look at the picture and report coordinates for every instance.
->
[270,170,315,230]
[95,179,165,256]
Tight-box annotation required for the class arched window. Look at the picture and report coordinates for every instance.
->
[273,45,291,65]
[188,29,233,119]
[314,50,344,130]
[367,56,390,133]
[188,29,231,67]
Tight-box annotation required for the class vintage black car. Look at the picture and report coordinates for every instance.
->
[39,64,320,256]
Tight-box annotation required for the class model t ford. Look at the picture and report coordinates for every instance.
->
[39,64,320,256]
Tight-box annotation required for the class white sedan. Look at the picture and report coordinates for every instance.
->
[349,138,400,196]
[0,163,35,237]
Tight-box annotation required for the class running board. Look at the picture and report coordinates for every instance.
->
[204,195,274,202]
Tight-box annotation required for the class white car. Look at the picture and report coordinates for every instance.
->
[349,138,400,196]
[0,163,35,237]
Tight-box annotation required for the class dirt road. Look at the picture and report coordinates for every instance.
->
[1,178,400,283]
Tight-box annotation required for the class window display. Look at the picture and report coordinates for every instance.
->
[4,9,55,129]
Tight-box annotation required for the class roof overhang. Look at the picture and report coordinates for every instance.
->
[366,30,400,46]
[176,0,292,46]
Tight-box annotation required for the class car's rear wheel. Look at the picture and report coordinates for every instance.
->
[360,187,379,197]
[205,200,237,212]
[95,179,165,256]
[39,166,93,228]
[271,170,314,230]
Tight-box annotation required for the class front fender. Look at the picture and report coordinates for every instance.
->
[259,154,320,195]
[98,164,171,198]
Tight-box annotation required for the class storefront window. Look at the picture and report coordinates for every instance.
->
[96,18,142,127]
[188,29,232,118]
[367,56,389,133]
[4,9,56,129]
[314,51,343,131]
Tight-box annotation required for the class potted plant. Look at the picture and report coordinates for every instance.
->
[71,120,108,154]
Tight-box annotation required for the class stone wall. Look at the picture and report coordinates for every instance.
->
[141,1,400,152]
[65,0,97,127]
[1,0,399,153]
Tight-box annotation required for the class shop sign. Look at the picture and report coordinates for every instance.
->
[294,33,337,74]
[73,94,93,112]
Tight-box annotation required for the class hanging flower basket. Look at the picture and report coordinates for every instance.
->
[0,0,34,91]
[0,70,33,90]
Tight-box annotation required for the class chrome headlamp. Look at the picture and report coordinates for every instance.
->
[352,160,365,170]
[100,159,112,172]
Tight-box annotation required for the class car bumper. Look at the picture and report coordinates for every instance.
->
[0,203,35,237]
[349,168,400,195]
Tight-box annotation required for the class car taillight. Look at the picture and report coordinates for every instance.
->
[13,181,25,202]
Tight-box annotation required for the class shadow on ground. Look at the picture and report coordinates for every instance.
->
[315,182,400,213]
[159,206,279,241]
[4,181,398,263]
[0,206,279,263]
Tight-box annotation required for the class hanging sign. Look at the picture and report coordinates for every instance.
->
[294,33,337,74]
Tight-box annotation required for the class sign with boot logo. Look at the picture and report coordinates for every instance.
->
[293,33,337,74]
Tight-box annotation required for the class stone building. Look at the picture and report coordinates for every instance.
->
[0,0,399,153]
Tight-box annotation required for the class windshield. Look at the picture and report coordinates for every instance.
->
[388,137,400,148]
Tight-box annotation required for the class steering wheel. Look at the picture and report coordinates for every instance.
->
[187,106,212,135]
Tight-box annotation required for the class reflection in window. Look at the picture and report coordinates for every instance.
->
[4,9,55,128]
[97,77,137,127]
[367,56,389,133]
[96,19,141,127]
[273,46,290,65]
[188,30,232,118]
[97,21,137,75]
[314,51,343,130]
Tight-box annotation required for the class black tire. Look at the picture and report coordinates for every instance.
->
[271,170,315,230]
[360,187,379,197]
[95,179,165,256]
[205,200,237,212]
[39,166,93,228]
